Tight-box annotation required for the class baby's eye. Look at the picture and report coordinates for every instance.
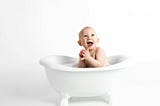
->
[84,35,88,37]
[91,34,95,36]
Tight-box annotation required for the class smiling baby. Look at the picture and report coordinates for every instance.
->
[77,26,110,68]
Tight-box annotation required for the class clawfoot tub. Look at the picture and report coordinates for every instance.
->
[39,55,128,106]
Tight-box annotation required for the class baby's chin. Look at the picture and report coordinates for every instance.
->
[89,47,96,50]
[83,44,96,50]
[87,45,96,50]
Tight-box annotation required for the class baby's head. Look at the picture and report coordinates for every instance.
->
[78,26,99,50]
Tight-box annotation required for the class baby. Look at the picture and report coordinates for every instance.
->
[77,26,110,68]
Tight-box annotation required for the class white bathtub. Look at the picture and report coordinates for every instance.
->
[39,55,128,106]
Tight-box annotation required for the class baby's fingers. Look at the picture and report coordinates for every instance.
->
[79,54,83,58]
[82,50,87,54]
[82,53,86,57]
[83,50,89,55]
[80,57,85,61]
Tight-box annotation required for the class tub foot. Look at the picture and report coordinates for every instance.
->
[100,92,112,105]
[59,94,70,106]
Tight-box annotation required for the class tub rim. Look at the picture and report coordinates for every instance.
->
[39,55,130,72]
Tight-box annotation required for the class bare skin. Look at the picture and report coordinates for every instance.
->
[78,27,110,68]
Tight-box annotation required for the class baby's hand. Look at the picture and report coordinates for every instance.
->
[79,49,85,61]
[79,48,91,61]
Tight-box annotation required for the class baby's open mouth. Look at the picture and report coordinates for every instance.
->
[87,41,93,47]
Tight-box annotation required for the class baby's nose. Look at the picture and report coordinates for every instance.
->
[88,35,91,39]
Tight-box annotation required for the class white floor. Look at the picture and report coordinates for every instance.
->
[0,60,160,106]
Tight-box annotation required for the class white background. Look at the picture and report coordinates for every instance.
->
[0,0,160,106]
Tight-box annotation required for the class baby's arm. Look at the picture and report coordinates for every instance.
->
[85,47,109,67]
[78,60,86,68]
[78,49,87,68]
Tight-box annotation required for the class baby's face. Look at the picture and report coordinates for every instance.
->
[78,28,99,50]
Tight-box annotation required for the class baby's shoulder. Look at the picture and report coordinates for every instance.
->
[95,47,106,54]
[96,47,105,51]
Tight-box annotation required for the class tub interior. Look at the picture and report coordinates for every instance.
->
[65,55,127,67]
[40,55,127,69]
[108,55,127,65]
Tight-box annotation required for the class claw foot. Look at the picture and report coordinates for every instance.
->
[100,92,112,105]
[59,94,70,106]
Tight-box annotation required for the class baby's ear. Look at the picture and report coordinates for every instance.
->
[78,40,82,46]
